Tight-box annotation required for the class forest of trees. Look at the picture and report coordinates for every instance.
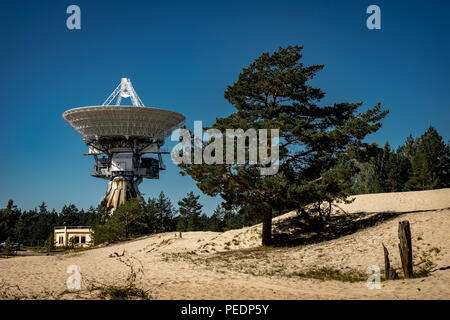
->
[0,190,253,246]
[352,126,449,194]
[1,125,447,247]
[0,131,448,247]
[2,45,447,250]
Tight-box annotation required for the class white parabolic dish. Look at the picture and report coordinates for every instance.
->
[63,105,186,142]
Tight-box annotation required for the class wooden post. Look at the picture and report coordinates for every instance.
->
[382,243,398,280]
[398,221,413,278]
[383,243,390,279]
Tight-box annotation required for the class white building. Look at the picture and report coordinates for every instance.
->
[54,226,93,247]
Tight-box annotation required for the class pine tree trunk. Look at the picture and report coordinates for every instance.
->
[326,201,332,220]
[261,208,272,246]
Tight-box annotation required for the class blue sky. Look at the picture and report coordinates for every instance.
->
[0,0,449,214]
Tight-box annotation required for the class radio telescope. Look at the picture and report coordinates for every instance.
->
[63,78,185,211]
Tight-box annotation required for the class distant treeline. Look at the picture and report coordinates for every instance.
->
[0,191,257,246]
[351,126,449,194]
[0,126,448,246]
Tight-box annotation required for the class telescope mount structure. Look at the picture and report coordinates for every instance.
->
[63,78,185,211]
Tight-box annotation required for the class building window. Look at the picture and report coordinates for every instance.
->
[81,236,86,244]
[59,236,64,244]
[74,236,80,243]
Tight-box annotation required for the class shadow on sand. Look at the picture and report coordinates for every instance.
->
[271,208,448,247]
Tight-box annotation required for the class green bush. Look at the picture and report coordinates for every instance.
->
[92,198,148,245]
[44,232,54,252]
[4,237,16,255]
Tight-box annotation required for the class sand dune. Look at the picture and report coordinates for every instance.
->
[0,188,449,299]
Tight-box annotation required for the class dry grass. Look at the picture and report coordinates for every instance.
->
[288,267,368,283]
[161,246,369,282]
[83,254,151,300]
[0,253,151,300]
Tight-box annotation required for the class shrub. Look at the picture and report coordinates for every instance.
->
[92,198,148,245]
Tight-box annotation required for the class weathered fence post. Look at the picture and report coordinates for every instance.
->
[382,243,399,280]
[398,221,413,278]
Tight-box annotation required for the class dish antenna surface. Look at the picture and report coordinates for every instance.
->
[63,78,185,211]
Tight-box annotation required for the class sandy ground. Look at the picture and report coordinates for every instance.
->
[0,188,449,299]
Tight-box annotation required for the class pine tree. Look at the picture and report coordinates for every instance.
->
[405,126,449,190]
[59,204,81,226]
[35,202,54,244]
[146,192,176,233]
[177,192,203,232]
[179,45,388,245]
[85,206,98,227]
[14,215,26,245]
[145,197,158,233]
[197,213,210,231]
[155,192,176,232]
[403,134,419,163]
[92,198,147,244]
[0,200,21,242]
[114,198,148,238]
[352,159,378,194]
[44,231,55,252]
[208,205,226,232]
[386,149,411,192]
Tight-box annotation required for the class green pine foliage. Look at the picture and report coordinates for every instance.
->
[0,191,259,246]
[44,231,55,252]
[146,192,177,233]
[177,192,203,232]
[352,126,449,194]
[405,126,449,190]
[4,237,17,255]
[92,198,148,244]
[0,47,448,247]
[178,45,389,245]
